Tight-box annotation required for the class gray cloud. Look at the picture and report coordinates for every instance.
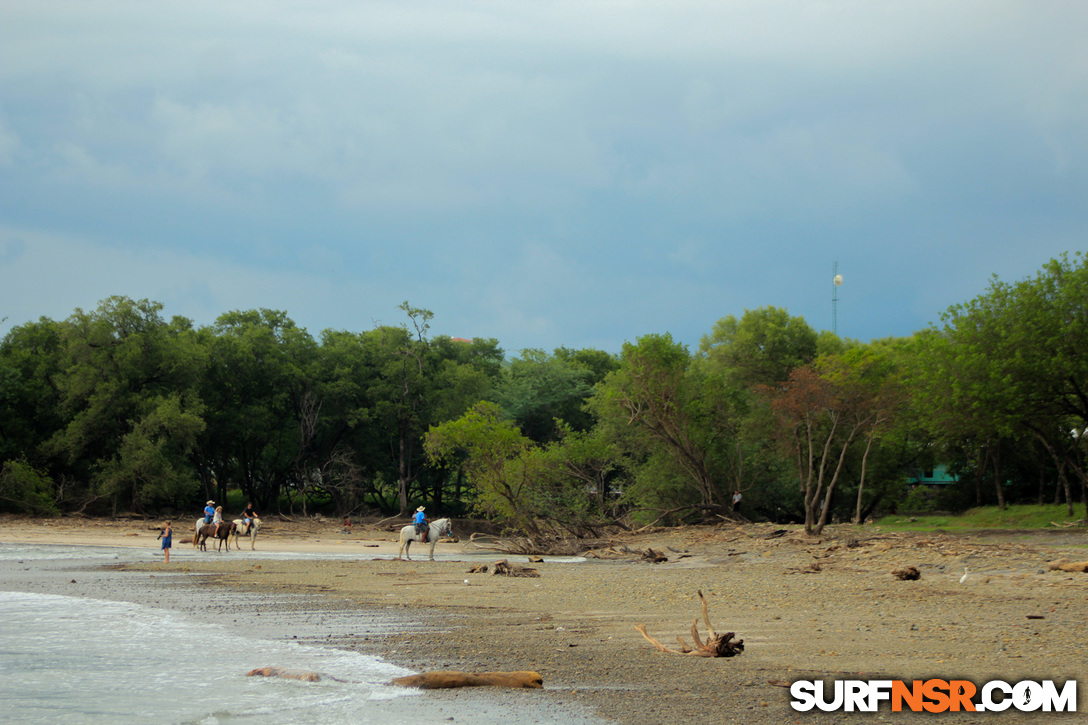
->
[1,1,1086,350]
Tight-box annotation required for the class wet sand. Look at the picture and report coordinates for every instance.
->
[2,516,1087,723]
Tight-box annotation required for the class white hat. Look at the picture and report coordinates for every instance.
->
[207,500,215,505]
[416,506,425,512]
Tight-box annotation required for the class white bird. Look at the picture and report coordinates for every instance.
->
[959,567,969,584]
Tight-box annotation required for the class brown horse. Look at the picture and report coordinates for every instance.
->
[197,522,236,552]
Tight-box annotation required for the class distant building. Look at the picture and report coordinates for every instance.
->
[907,463,958,486]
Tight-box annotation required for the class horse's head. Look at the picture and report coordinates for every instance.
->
[439,518,453,538]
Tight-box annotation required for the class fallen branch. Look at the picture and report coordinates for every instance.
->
[634,590,744,658]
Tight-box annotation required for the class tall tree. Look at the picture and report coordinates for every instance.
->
[589,333,723,510]
[48,297,207,512]
[196,308,314,512]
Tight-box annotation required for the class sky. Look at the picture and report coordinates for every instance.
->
[1,1,1086,356]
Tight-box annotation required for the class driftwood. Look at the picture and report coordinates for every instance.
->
[492,559,540,577]
[468,531,584,556]
[1047,559,1088,573]
[892,566,921,580]
[634,590,744,658]
[392,671,543,689]
[246,667,347,683]
[467,564,489,574]
[642,548,668,563]
[247,666,541,689]
[583,544,669,562]
[784,561,822,574]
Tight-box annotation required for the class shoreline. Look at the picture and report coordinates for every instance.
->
[3,518,1088,723]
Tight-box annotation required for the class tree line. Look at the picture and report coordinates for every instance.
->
[3,252,1088,535]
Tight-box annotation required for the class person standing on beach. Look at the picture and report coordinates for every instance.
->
[732,490,742,514]
[158,522,172,563]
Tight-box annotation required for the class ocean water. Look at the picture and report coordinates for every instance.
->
[0,541,585,565]
[0,543,604,725]
[0,590,418,725]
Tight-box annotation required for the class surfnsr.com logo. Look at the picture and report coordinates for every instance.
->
[789,679,1077,713]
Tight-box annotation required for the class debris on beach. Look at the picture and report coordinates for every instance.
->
[392,670,543,689]
[583,544,670,562]
[634,590,744,658]
[492,559,539,577]
[892,566,922,580]
[784,561,823,574]
[467,564,489,573]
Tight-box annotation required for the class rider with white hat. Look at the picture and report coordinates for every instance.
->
[413,506,428,541]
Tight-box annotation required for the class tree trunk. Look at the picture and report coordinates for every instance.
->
[854,430,876,524]
[993,442,1006,510]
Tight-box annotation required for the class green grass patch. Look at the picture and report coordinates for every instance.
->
[875,504,1086,531]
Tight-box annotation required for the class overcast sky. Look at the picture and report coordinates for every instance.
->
[2,1,1086,355]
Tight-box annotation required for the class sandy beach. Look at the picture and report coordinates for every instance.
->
[2,515,1087,723]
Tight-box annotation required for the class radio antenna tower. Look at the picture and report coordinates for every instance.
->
[832,262,843,335]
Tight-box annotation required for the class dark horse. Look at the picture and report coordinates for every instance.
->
[197,522,236,552]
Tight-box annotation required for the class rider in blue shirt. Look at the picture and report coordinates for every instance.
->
[203,500,216,525]
[413,506,427,542]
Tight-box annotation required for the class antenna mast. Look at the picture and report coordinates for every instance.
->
[832,262,843,335]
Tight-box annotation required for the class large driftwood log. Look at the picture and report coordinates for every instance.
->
[246,667,346,682]
[392,671,543,689]
[1047,559,1088,573]
[634,590,744,657]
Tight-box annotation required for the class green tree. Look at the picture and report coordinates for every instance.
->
[588,333,724,511]
[496,348,598,443]
[47,297,207,513]
[0,318,65,471]
[0,458,59,515]
[424,401,539,534]
[700,306,818,387]
[196,308,314,512]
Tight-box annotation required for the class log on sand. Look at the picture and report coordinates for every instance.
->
[246,667,345,683]
[248,666,543,689]
[392,671,544,689]
[1046,559,1088,573]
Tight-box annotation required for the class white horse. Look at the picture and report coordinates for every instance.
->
[230,517,262,550]
[398,518,452,561]
[192,517,212,547]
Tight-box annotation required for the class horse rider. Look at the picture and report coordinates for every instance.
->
[241,501,259,531]
[212,505,224,537]
[203,500,216,525]
[413,506,428,542]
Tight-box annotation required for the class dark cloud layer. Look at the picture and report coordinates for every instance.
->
[2,1,1086,353]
